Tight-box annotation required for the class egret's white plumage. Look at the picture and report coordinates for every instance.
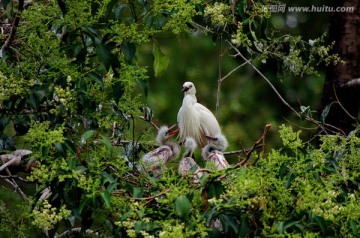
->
[178,137,203,182]
[140,126,180,175]
[205,133,228,151]
[202,134,229,171]
[177,82,222,148]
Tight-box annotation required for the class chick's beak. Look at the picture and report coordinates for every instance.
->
[166,125,179,140]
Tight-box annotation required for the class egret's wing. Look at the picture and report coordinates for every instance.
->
[177,106,183,124]
[194,103,221,137]
[178,104,203,145]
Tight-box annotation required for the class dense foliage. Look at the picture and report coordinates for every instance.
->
[0,0,358,237]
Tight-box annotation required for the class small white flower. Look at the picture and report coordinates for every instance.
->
[309,39,316,46]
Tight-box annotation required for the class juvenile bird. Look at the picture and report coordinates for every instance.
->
[139,125,180,176]
[177,82,222,148]
[178,137,203,183]
[202,134,229,171]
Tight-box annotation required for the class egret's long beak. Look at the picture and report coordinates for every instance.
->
[181,86,189,93]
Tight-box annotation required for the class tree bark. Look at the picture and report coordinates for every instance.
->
[319,0,360,135]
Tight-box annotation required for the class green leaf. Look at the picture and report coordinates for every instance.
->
[132,187,144,198]
[88,72,104,87]
[106,182,117,193]
[349,220,359,235]
[96,44,113,70]
[249,20,258,42]
[199,173,210,186]
[35,90,46,101]
[67,158,77,169]
[153,42,170,78]
[76,166,87,173]
[79,197,91,214]
[0,134,15,150]
[1,0,10,9]
[83,26,102,45]
[102,172,115,184]
[101,190,111,208]
[174,195,191,219]
[237,1,246,19]
[260,18,270,40]
[239,217,250,237]
[81,130,96,145]
[112,81,124,104]
[136,78,148,97]
[219,214,239,234]
[26,93,37,108]
[0,118,9,132]
[206,181,225,199]
[314,215,327,234]
[114,3,128,20]
[285,172,296,188]
[121,40,136,63]
[57,0,68,15]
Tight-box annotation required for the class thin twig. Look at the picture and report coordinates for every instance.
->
[139,116,159,130]
[332,83,357,121]
[4,175,28,201]
[0,157,20,172]
[0,0,24,54]
[223,145,262,155]
[220,62,247,82]
[226,40,301,117]
[246,124,270,161]
[0,175,30,182]
[216,35,223,118]
[55,228,98,238]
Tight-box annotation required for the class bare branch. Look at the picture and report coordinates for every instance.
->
[0,0,25,55]
[226,40,301,117]
[0,174,30,182]
[216,35,223,118]
[55,228,98,238]
[223,145,262,156]
[0,156,21,172]
[220,62,248,82]
[333,83,358,121]
[4,174,28,201]
[139,116,159,130]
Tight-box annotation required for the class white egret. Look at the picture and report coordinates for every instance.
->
[178,137,203,183]
[202,134,229,171]
[177,82,222,148]
[139,125,180,176]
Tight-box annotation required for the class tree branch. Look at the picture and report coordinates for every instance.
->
[55,228,98,238]
[220,62,247,82]
[0,0,25,55]
[216,35,223,118]
[226,40,301,117]
[0,156,21,172]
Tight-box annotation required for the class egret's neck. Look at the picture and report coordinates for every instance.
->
[182,94,197,107]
